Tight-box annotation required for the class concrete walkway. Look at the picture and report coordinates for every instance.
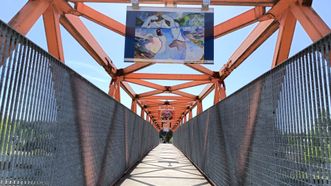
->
[120,144,211,186]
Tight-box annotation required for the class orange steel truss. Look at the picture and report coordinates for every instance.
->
[8,0,330,131]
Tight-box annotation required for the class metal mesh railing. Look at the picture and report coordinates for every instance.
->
[174,33,331,185]
[0,20,159,185]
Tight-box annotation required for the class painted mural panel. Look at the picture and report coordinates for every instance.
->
[125,7,214,64]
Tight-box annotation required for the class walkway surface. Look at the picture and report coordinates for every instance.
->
[120,144,211,186]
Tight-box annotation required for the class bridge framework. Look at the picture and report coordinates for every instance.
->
[8,0,330,130]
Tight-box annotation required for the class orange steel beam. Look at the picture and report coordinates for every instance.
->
[140,100,164,104]
[171,81,210,91]
[141,109,145,119]
[272,10,296,68]
[199,83,214,100]
[122,62,153,75]
[138,90,164,98]
[43,6,65,62]
[148,105,189,109]
[131,99,137,113]
[214,81,226,104]
[291,4,330,42]
[139,96,194,101]
[142,101,193,107]
[219,19,279,80]
[172,91,196,99]
[69,0,276,6]
[196,100,203,115]
[214,6,265,38]
[125,73,210,81]
[124,79,165,90]
[9,0,51,35]
[184,64,214,76]
[75,2,126,36]
[109,79,121,101]
[60,14,117,76]
[261,0,296,21]
[120,81,136,98]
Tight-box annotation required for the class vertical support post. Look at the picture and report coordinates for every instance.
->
[197,99,203,115]
[189,109,193,120]
[141,108,145,119]
[184,114,187,123]
[272,10,296,68]
[131,99,137,113]
[43,5,65,62]
[115,81,121,102]
[108,79,116,97]
[108,79,120,102]
[214,80,226,104]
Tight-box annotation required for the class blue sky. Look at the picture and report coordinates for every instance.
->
[1,1,330,117]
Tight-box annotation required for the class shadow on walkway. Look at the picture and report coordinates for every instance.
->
[120,144,211,186]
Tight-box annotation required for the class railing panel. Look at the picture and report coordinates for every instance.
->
[174,33,331,185]
[0,20,159,185]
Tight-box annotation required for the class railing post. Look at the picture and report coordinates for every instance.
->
[131,98,137,113]
[214,80,226,104]
[197,99,203,115]
[141,108,145,119]
[189,109,193,120]
[108,79,121,102]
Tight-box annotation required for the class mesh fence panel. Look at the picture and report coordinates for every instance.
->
[0,20,159,185]
[174,33,331,186]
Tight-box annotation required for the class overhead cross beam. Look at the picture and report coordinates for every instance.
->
[125,73,211,81]
[69,0,276,6]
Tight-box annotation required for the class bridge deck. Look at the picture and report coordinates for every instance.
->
[120,144,211,186]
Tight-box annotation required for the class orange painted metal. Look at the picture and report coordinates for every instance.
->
[214,81,226,104]
[125,73,211,81]
[75,2,126,36]
[272,10,296,67]
[69,0,276,6]
[197,100,203,115]
[131,99,137,113]
[60,14,117,76]
[291,5,330,42]
[171,81,210,91]
[185,64,214,76]
[43,6,65,62]
[219,19,279,80]
[122,63,153,74]
[9,0,51,35]
[139,90,164,98]
[125,79,165,90]
[214,6,265,38]
[8,0,329,130]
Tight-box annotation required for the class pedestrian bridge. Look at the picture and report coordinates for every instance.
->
[1,1,331,185]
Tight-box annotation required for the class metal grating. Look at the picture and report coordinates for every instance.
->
[174,33,331,185]
[0,20,159,185]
